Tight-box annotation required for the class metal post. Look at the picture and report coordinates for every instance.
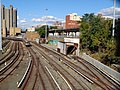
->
[0,0,2,51]
[45,9,48,43]
[45,24,47,42]
[112,0,116,37]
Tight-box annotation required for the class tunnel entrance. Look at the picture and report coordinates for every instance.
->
[66,45,77,55]
[57,38,80,56]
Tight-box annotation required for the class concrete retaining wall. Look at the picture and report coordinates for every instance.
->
[82,53,120,82]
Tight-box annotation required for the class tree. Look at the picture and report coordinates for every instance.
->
[49,26,57,29]
[35,25,49,38]
[80,13,115,64]
[115,18,120,56]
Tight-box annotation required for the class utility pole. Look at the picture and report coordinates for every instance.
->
[112,0,116,37]
[0,0,2,52]
[45,8,48,43]
[45,24,47,43]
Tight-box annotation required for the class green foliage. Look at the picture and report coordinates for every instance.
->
[49,26,57,29]
[115,19,120,56]
[35,25,49,38]
[35,25,58,38]
[80,13,117,64]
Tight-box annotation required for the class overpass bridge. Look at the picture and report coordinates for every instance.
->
[48,28,80,39]
[48,28,80,56]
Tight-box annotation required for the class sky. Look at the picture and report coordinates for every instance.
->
[2,0,120,29]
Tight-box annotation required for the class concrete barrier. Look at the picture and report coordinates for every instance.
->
[81,53,120,82]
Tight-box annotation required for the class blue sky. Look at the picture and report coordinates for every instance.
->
[2,0,120,29]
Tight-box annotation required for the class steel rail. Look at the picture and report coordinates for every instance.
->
[17,59,32,88]
[32,43,87,90]
[32,42,119,90]
[45,66,62,90]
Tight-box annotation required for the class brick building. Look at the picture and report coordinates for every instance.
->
[65,13,81,29]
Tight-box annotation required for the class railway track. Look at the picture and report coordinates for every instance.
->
[76,56,120,89]
[0,41,15,66]
[1,40,120,90]
[32,42,120,90]
[23,47,58,90]
[2,40,10,48]
[0,40,32,90]
[31,43,94,90]
[0,41,24,82]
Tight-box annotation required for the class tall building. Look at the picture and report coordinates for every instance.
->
[10,5,13,27]
[65,13,81,29]
[1,5,5,21]
[1,5,5,29]
[2,19,6,37]
[5,8,10,32]
[1,5,17,36]
[13,9,17,27]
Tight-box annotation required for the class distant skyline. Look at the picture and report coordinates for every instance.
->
[2,0,120,29]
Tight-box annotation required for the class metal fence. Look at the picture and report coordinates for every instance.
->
[81,53,120,82]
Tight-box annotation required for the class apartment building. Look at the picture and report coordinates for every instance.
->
[65,13,81,29]
[1,5,17,37]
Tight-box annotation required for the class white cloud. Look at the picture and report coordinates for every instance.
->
[17,18,30,30]
[20,19,27,23]
[97,7,120,19]
[32,16,64,24]
[17,16,65,30]
[18,22,31,30]
[102,16,113,19]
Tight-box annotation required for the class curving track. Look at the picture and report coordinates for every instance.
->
[0,41,24,82]
[1,40,120,90]
[0,40,30,90]
[31,42,120,90]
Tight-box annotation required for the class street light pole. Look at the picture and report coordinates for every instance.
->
[112,0,116,37]
[0,0,2,51]
[45,8,48,43]
[45,24,47,43]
